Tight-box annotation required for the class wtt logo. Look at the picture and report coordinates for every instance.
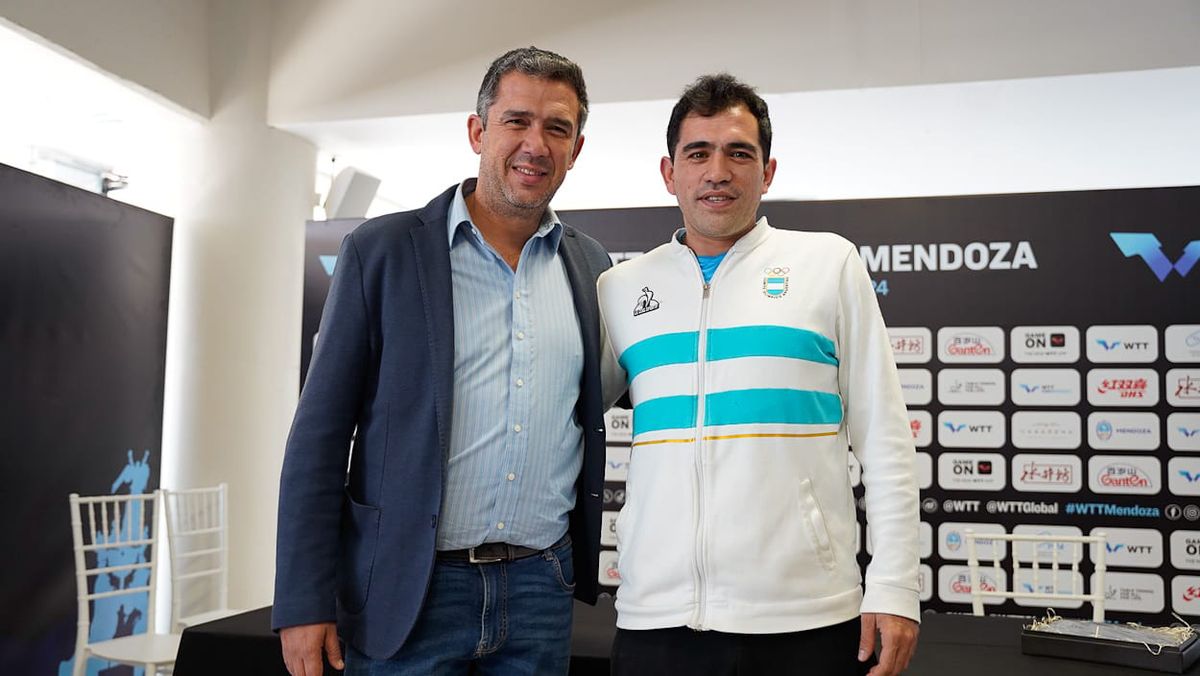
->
[1110,233,1200,282]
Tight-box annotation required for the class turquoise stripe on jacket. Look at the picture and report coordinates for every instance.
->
[621,325,837,383]
[633,388,843,436]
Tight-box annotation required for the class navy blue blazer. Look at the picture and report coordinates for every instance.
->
[273,184,611,658]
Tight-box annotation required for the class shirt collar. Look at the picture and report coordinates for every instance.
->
[447,178,564,251]
[671,216,773,256]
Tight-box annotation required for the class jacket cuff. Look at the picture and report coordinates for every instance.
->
[861,582,921,624]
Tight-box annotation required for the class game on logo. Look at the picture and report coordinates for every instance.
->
[1011,326,1079,363]
[938,453,1006,491]
[1170,531,1200,570]
[1109,233,1200,282]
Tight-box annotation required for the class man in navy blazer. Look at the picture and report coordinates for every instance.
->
[273,47,611,675]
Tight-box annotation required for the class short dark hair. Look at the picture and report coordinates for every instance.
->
[476,46,589,133]
[666,74,771,164]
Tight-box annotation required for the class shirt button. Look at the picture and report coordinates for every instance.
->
[516,331,525,340]
[507,473,516,481]
[497,522,505,530]
[513,423,523,433]
[516,378,524,387]
[514,291,521,299]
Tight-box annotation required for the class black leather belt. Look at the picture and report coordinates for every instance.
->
[437,534,569,564]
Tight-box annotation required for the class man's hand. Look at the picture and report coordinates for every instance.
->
[859,612,918,675]
[281,622,343,676]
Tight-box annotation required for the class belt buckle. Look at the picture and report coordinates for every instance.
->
[468,546,503,564]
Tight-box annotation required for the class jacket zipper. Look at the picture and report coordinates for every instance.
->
[692,263,712,630]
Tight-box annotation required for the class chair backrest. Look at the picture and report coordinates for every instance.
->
[965,529,1108,622]
[69,492,160,657]
[161,483,229,629]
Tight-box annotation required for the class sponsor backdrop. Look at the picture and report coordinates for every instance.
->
[0,164,172,675]
[301,186,1197,624]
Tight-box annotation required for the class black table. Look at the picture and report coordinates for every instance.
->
[176,602,1200,675]
[174,600,616,675]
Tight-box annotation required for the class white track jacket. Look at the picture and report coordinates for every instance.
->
[597,217,920,633]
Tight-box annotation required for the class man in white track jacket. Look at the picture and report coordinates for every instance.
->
[598,74,920,675]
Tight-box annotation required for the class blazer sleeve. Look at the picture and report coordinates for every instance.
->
[273,232,372,630]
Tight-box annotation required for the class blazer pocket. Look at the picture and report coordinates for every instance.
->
[798,478,838,571]
[338,489,381,614]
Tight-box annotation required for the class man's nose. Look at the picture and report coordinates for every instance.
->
[704,154,732,183]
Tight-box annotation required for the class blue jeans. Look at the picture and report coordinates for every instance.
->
[344,538,576,675]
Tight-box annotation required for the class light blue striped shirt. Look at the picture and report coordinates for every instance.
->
[438,179,584,550]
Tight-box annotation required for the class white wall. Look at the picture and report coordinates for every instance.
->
[0,0,210,119]
[286,66,1200,214]
[267,0,1200,125]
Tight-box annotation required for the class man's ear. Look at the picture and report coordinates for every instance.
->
[761,157,777,195]
[568,134,585,170]
[467,114,485,155]
[660,156,677,196]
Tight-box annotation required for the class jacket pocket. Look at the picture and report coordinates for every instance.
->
[338,489,381,614]
[798,478,838,571]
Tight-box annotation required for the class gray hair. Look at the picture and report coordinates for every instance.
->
[476,46,589,134]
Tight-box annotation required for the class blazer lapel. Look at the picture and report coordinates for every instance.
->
[411,191,456,454]
[559,228,601,380]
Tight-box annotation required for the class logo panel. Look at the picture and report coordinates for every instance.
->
[938,565,1006,605]
[1012,569,1084,608]
[1012,525,1083,564]
[1011,326,1079,364]
[916,452,933,489]
[1167,369,1200,407]
[938,522,1007,562]
[598,550,621,587]
[605,446,630,482]
[1169,457,1200,496]
[1088,455,1161,495]
[937,369,1005,406]
[908,411,932,448]
[1172,576,1200,616]
[888,327,932,364]
[1169,413,1200,452]
[937,453,1006,491]
[1088,527,1163,568]
[937,411,1006,448]
[1094,571,1164,613]
[761,266,790,299]
[1011,411,1082,450]
[1011,454,1082,493]
[1010,369,1081,407]
[1086,412,1160,451]
[897,369,932,406]
[1166,325,1200,364]
[918,564,933,602]
[937,327,1005,364]
[1085,325,1159,363]
[605,408,633,444]
[601,511,619,546]
[1169,531,1200,570]
[1087,369,1160,407]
